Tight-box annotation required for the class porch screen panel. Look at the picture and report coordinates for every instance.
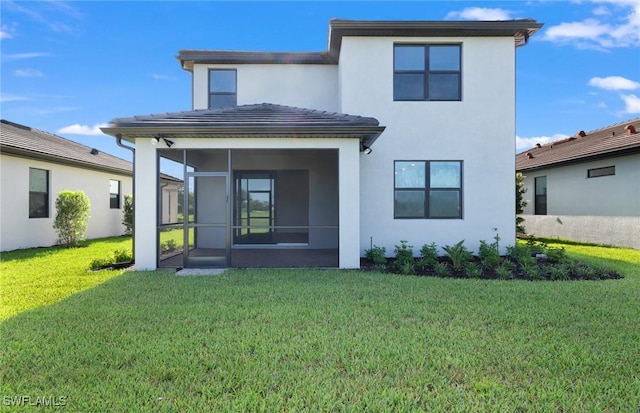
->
[275,170,309,244]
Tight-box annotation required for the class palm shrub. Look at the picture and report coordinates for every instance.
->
[122,195,133,235]
[442,240,472,271]
[53,190,90,248]
[365,245,387,265]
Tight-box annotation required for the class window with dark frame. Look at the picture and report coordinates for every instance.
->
[587,166,615,178]
[394,44,461,101]
[208,69,237,109]
[110,180,121,209]
[29,168,49,218]
[534,176,547,215]
[394,161,462,219]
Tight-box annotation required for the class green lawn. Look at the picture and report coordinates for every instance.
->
[1,240,639,411]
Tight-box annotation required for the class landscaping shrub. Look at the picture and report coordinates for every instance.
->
[478,240,501,269]
[417,242,439,270]
[365,245,387,265]
[464,262,482,279]
[392,241,414,275]
[53,190,90,248]
[442,240,472,271]
[122,195,133,235]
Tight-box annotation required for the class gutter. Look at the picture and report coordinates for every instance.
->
[115,134,136,262]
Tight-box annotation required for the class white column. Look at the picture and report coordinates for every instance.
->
[338,140,361,268]
[134,140,158,270]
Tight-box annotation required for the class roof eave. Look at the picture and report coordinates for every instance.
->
[516,145,640,172]
[0,145,132,176]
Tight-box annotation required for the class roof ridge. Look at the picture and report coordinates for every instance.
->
[585,117,640,135]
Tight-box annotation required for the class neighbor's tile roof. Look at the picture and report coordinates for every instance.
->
[108,103,382,128]
[516,118,640,172]
[0,119,132,174]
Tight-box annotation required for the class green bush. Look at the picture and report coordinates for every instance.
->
[417,242,439,270]
[113,249,132,263]
[122,195,133,235]
[365,245,387,265]
[89,258,111,271]
[478,240,501,269]
[506,244,535,267]
[53,190,90,248]
[442,240,472,271]
[433,262,451,277]
[392,240,414,275]
[464,262,482,279]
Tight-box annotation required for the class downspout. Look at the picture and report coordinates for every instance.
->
[116,134,136,261]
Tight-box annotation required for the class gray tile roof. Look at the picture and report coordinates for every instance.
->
[179,19,543,70]
[1,119,132,175]
[516,118,640,172]
[108,103,382,128]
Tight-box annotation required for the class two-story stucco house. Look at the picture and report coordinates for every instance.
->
[102,18,543,270]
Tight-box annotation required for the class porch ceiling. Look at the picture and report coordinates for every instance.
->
[101,103,386,150]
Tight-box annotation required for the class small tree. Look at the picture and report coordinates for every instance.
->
[53,190,90,248]
[516,172,529,234]
[122,194,133,235]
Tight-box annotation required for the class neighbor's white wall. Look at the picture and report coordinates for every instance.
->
[339,36,517,255]
[0,154,132,251]
[519,153,640,249]
[192,64,339,112]
[521,154,640,216]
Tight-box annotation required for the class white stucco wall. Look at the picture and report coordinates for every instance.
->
[132,138,360,270]
[339,36,517,255]
[521,154,640,216]
[0,154,132,251]
[519,153,640,248]
[192,64,339,112]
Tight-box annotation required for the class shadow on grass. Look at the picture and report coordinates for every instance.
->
[1,236,132,263]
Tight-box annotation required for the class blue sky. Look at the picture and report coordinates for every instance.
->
[1,0,639,161]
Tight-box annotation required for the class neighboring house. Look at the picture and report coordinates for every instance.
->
[102,18,542,270]
[516,119,640,249]
[0,119,134,251]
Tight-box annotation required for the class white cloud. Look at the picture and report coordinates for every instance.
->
[588,76,640,90]
[516,134,569,152]
[3,1,82,34]
[445,7,514,21]
[2,52,52,61]
[0,93,30,103]
[621,94,640,113]
[0,24,14,40]
[542,0,640,49]
[58,123,108,136]
[14,68,45,77]
[152,73,175,81]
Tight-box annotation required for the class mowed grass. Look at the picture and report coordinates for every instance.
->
[1,241,639,411]
[0,236,132,321]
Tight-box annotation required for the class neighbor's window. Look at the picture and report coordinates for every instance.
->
[110,180,121,209]
[534,176,547,215]
[209,69,237,109]
[587,166,615,178]
[394,161,462,219]
[29,168,49,218]
[394,44,461,101]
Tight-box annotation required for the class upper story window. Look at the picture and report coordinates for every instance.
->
[394,161,462,219]
[209,69,237,109]
[29,167,49,218]
[110,179,121,209]
[393,44,461,101]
